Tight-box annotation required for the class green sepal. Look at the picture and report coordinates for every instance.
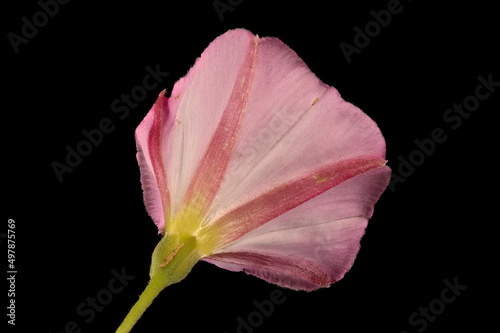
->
[115,232,200,333]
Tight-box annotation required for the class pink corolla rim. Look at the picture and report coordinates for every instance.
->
[135,28,390,291]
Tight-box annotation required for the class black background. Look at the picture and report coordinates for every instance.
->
[4,0,498,332]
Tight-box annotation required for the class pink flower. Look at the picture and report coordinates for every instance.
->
[117,29,390,333]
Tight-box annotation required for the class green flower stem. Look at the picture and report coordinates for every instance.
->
[115,272,166,333]
[115,233,200,333]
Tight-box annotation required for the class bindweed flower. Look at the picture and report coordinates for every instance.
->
[116,29,390,332]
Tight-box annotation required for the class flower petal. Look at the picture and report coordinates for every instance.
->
[178,34,258,229]
[203,166,391,291]
[136,29,258,234]
[198,157,387,251]
[203,36,387,228]
[165,29,257,220]
[135,91,173,233]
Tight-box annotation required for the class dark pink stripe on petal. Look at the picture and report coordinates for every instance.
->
[206,251,331,290]
[202,156,387,249]
[148,90,171,228]
[182,36,259,218]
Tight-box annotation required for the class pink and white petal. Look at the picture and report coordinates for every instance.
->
[165,29,256,215]
[206,36,386,224]
[204,250,331,291]
[200,157,387,249]
[180,35,258,222]
[135,92,173,233]
[202,166,391,291]
[136,141,164,233]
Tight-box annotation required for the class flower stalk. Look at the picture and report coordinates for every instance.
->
[115,233,200,333]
